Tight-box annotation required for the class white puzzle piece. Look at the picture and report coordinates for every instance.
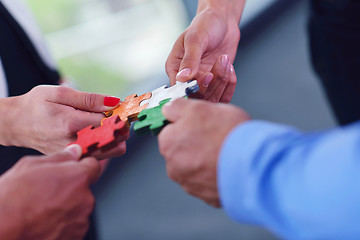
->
[140,80,199,109]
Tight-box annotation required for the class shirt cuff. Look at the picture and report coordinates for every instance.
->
[218,120,300,225]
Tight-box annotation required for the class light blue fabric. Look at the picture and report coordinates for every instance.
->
[218,120,360,240]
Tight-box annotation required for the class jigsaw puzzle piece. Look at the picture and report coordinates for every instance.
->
[134,99,171,136]
[72,115,129,156]
[140,80,199,109]
[102,92,152,125]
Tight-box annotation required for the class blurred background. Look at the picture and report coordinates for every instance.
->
[24,0,336,239]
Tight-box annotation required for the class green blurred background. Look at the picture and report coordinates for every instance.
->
[24,0,188,96]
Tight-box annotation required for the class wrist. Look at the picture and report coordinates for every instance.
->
[0,96,22,147]
[197,0,245,24]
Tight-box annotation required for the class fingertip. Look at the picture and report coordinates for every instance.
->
[64,144,82,160]
[203,73,214,87]
[230,64,235,75]
[220,54,230,69]
[161,101,174,118]
[161,98,188,121]
[176,68,192,82]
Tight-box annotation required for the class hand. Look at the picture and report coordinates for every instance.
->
[166,7,240,103]
[158,98,250,207]
[0,145,100,240]
[0,85,128,159]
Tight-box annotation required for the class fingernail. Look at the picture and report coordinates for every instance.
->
[104,96,120,107]
[65,144,82,158]
[230,65,235,73]
[221,55,230,68]
[203,73,213,87]
[176,68,191,79]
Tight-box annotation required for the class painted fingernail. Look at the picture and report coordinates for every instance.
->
[221,55,230,68]
[65,144,82,158]
[104,96,120,107]
[176,68,191,79]
[203,73,214,87]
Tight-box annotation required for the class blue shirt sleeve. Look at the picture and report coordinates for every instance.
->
[218,120,360,240]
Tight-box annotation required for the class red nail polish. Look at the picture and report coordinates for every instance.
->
[104,96,120,107]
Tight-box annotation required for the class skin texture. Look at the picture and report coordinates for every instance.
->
[0,145,100,240]
[158,98,250,207]
[0,85,127,160]
[166,0,245,103]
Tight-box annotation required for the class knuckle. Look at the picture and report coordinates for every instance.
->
[84,93,97,109]
[190,102,208,116]
[220,96,232,103]
[54,86,69,100]
[166,165,181,183]
[183,185,197,197]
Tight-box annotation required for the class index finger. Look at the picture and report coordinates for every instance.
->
[79,157,101,184]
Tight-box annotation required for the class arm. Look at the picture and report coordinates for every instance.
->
[219,121,360,239]
[166,0,245,103]
[197,0,245,23]
[0,145,100,240]
[0,85,127,159]
[159,98,360,239]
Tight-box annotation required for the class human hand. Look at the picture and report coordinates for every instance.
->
[166,6,241,103]
[0,145,100,240]
[0,85,128,159]
[158,98,250,207]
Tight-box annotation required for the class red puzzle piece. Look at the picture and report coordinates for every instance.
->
[72,115,129,156]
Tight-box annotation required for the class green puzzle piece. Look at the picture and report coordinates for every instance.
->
[134,99,171,135]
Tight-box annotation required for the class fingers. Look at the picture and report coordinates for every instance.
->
[48,86,120,113]
[203,54,232,102]
[176,32,208,82]
[91,141,127,160]
[161,98,190,122]
[219,65,237,103]
[31,145,83,164]
[79,157,101,184]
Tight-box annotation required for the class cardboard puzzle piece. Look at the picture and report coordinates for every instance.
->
[140,80,199,109]
[73,115,129,156]
[134,99,171,136]
[102,92,152,125]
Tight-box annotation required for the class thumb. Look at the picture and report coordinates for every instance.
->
[161,98,189,122]
[32,144,82,164]
[176,34,207,82]
[50,86,120,112]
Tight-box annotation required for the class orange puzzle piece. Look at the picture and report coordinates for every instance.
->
[102,92,151,125]
[72,115,129,156]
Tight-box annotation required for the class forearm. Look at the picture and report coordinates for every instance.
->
[219,120,360,239]
[197,0,246,24]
